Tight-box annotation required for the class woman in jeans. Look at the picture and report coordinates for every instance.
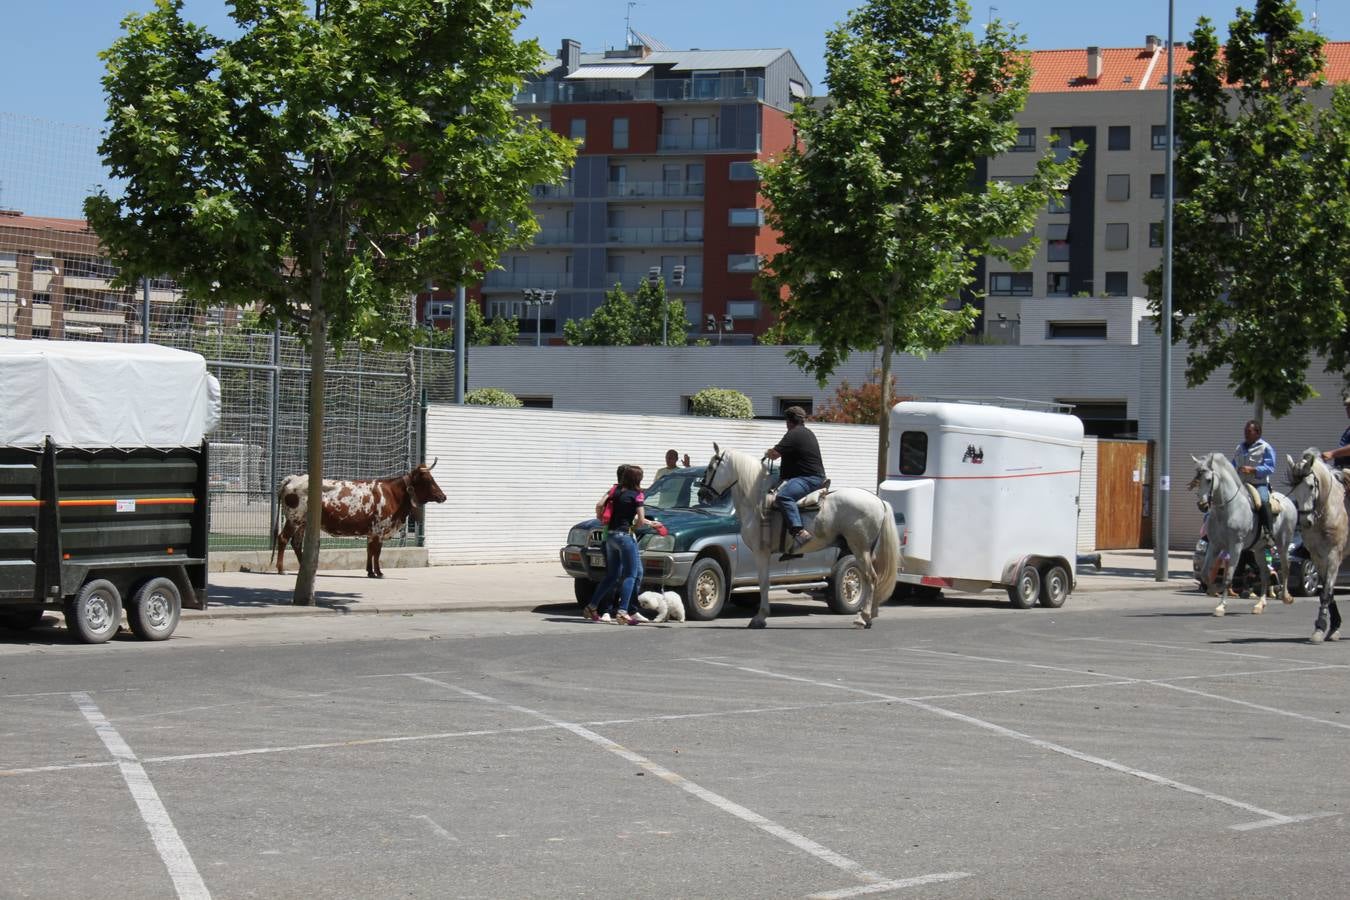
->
[583,464,657,624]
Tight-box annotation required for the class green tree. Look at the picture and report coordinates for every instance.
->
[418,304,520,348]
[1146,0,1349,418]
[757,0,1078,484]
[563,278,689,346]
[86,0,573,604]
[690,388,753,419]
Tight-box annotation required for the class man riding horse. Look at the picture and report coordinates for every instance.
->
[1234,419,1276,541]
[765,405,826,551]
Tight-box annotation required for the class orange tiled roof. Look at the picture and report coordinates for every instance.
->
[1028,41,1350,92]
[0,212,91,234]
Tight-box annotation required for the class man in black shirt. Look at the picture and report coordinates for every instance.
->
[1321,392,1350,470]
[766,405,826,547]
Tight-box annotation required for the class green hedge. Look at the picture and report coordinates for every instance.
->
[465,387,524,408]
[690,387,753,419]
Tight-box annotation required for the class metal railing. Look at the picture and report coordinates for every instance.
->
[515,76,764,106]
[480,271,573,290]
[605,226,703,244]
[606,180,705,199]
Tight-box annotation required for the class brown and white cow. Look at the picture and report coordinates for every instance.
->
[274,460,446,578]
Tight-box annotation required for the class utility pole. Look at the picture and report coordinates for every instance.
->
[1156,0,1175,581]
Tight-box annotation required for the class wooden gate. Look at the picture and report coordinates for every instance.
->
[1095,439,1153,550]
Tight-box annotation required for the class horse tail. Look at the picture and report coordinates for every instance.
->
[872,499,901,603]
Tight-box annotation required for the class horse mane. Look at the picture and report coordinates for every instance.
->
[721,448,773,493]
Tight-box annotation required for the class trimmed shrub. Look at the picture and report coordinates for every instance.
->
[465,387,523,408]
[690,387,753,419]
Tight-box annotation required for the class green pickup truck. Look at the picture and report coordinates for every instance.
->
[559,467,874,622]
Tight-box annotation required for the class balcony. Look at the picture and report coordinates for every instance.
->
[529,183,574,200]
[605,227,703,245]
[480,271,573,291]
[515,76,764,106]
[607,180,705,199]
[532,228,574,245]
[603,272,703,292]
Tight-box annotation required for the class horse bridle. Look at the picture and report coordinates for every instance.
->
[1192,460,1238,513]
[698,450,736,503]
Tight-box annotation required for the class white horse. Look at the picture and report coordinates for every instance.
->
[1284,449,1349,643]
[1189,452,1295,616]
[700,444,901,629]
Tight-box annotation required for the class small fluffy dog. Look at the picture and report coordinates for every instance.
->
[636,590,686,623]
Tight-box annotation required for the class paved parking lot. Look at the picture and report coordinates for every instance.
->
[1,590,1347,898]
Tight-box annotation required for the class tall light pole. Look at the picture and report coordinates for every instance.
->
[522,288,555,347]
[1156,0,1175,581]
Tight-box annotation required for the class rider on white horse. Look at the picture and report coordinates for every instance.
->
[1234,419,1277,540]
[765,405,827,551]
[1319,391,1350,471]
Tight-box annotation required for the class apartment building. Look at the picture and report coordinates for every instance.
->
[982,38,1350,344]
[420,34,811,345]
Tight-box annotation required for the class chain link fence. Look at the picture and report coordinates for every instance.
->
[1,112,456,552]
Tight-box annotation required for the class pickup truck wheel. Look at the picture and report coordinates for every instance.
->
[681,557,726,621]
[827,554,866,615]
[1006,564,1040,609]
[129,578,181,641]
[1038,565,1070,608]
[573,577,594,606]
[0,609,47,630]
[64,579,123,644]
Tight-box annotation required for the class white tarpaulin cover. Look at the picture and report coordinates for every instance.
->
[0,340,221,448]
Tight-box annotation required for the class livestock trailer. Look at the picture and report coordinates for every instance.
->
[879,400,1084,608]
[0,341,219,642]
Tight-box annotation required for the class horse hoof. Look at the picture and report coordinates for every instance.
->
[1213,606,1226,617]
[747,619,767,630]
[1252,603,1265,615]
[1311,630,1326,644]
[1329,629,1341,642]
[1282,594,1295,605]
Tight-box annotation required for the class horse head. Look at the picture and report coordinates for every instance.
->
[699,442,732,503]
[1285,449,1324,529]
[1189,453,1216,512]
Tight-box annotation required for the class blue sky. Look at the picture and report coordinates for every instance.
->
[0,1,1342,216]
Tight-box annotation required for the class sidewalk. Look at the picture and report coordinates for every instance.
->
[189,550,1198,621]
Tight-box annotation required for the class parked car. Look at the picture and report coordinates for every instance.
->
[559,467,875,621]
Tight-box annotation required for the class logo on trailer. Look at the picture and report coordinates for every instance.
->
[961,444,984,464]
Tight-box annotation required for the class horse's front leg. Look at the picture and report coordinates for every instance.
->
[749,552,771,629]
[1213,541,1241,616]
[1252,541,1270,615]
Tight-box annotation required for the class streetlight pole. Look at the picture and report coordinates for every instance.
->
[1156,0,1175,581]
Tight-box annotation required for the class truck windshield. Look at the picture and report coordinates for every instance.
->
[644,467,731,513]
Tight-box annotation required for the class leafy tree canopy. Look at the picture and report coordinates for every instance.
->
[757,0,1077,482]
[563,278,690,346]
[814,370,910,425]
[1146,0,1350,417]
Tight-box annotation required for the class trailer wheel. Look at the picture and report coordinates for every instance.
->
[0,609,47,631]
[681,557,727,621]
[129,578,181,641]
[1038,565,1070,608]
[1007,564,1041,609]
[64,579,123,644]
[826,554,866,615]
[573,577,594,606]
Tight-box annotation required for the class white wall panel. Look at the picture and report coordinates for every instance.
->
[422,405,880,565]
[1078,437,1098,552]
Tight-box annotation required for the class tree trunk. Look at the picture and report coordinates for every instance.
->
[876,337,894,487]
[292,290,327,605]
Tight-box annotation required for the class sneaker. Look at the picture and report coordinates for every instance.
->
[792,529,813,548]
[617,612,641,625]
[599,613,616,624]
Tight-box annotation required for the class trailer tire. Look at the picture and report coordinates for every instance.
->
[0,609,47,630]
[1038,564,1070,608]
[681,557,727,621]
[65,579,123,644]
[129,578,181,641]
[574,577,594,606]
[826,554,866,615]
[1007,564,1040,609]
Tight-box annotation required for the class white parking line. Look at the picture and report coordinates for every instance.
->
[71,692,210,900]
[403,673,970,894]
[693,660,1310,831]
[1077,637,1342,666]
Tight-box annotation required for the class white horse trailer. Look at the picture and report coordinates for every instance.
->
[879,401,1084,608]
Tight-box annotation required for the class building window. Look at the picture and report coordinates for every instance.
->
[727,299,759,318]
[517,397,554,409]
[1151,125,1181,150]
[728,161,758,181]
[988,272,1032,296]
[612,117,628,149]
[1107,125,1131,151]
[1047,272,1070,296]
[777,398,813,417]
[1105,223,1129,251]
[1012,127,1036,152]
[1149,222,1164,248]
[727,254,760,273]
[728,208,763,227]
[1103,271,1129,296]
[1105,174,1130,201]
[32,292,51,305]
[1059,400,1135,438]
[899,431,928,475]
[1047,223,1070,263]
[1050,127,1074,162]
[1150,173,1165,198]
[570,118,586,147]
[0,251,16,268]
[33,256,56,274]
[1048,192,1070,214]
[1047,322,1108,339]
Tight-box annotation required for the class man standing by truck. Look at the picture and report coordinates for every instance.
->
[766,405,826,548]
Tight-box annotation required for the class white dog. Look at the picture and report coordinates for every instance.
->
[636,590,686,623]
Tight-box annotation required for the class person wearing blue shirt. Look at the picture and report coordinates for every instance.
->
[1320,393,1350,470]
[1234,419,1276,539]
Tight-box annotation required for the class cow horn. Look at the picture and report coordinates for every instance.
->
[428,457,438,471]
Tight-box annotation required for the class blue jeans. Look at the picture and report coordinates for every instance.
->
[1255,483,1271,530]
[776,475,826,532]
[589,532,640,614]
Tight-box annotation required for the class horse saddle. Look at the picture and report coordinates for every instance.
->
[761,479,831,517]
[1243,484,1282,516]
